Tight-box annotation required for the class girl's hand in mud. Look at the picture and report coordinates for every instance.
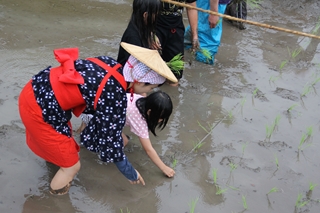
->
[129,170,145,186]
[163,166,175,178]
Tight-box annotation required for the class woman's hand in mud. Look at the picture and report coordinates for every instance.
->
[191,39,200,53]
[129,170,145,186]
[163,166,175,178]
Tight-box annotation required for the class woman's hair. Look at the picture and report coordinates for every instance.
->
[136,91,172,136]
[131,0,160,48]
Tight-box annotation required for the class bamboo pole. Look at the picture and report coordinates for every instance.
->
[161,0,320,40]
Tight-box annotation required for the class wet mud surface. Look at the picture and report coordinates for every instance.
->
[1,0,320,212]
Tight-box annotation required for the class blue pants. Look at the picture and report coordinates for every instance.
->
[185,3,227,64]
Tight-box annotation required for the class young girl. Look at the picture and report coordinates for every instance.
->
[127,91,175,177]
[18,42,177,195]
[156,0,198,84]
[80,90,175,177]
[117,0,161,66]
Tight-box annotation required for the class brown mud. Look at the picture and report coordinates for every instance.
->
[0,0,320,212]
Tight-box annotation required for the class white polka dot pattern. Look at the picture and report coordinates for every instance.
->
[125,93,149,139]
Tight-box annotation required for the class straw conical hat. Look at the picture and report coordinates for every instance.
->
[120,42,178,83]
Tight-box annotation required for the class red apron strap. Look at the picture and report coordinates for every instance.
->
[86,58,126,110]
[87,58,127,90]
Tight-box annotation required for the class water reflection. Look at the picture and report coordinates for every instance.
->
[149,53,228,211]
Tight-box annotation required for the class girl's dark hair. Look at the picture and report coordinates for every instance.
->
[131,0,160,48]
[136,91,172,136]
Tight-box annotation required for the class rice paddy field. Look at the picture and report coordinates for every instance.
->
[0,0,320,212]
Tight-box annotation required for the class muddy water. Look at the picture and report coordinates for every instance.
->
[1,0,320,212]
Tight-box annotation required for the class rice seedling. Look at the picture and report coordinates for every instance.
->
[207,102,214,106]
[274,154,279,168]
[192,139,205,152]
[242,195,248,210]
[298,132,312,151]
[197,121,210,134]
[212,168,218,185]
[120,207,131,213]
[194,48,212,64]
[311,76,320,87]
[171,159,178,169]
[279,60,288,70]
[216,186,228,195]
[228,110,233,119]
[301,84,311,97]
[240,96,246,107]
[265,115,281,140]
[311,16,320,35]
[229,163,238,172]
[309,182,318,191]
[310,77,320,94]
[239,142,249,163]
[298,133,307,150]
[242,141,249,156]
[252,88,259,97]
[193,142,204,150]
[167,53,184,76]
[206,122,214,130]
[295,193,309,208]
[251,87,260,105]
[189,198,199,213]
[239,96,246,114]
[288,47,303,60]
[228,185,240,191]
[267,187,279,195]
[265,126,272,138]
[306,182,318,199]
[187,118,225,155]
[269,75,280,83]
[216,19,221,26]
[306,126,313,138]
[274,115,281,129]
[292,48,303,59]
[270,154,279,178]
[246,0,262,9]
[227,163,237,185]
[265,125,273,139]
[287,104,298,112]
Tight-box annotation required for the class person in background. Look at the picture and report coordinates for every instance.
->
[80,90,176,177]
[184,0,231,65]
[156,0,199,86]
[117,0,161,66]
[18,42,177,195]
[225,0,247,30]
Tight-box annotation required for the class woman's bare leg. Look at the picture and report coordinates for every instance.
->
[50,161,81,195]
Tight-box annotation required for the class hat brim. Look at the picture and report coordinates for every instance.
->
[120,42,178,83]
